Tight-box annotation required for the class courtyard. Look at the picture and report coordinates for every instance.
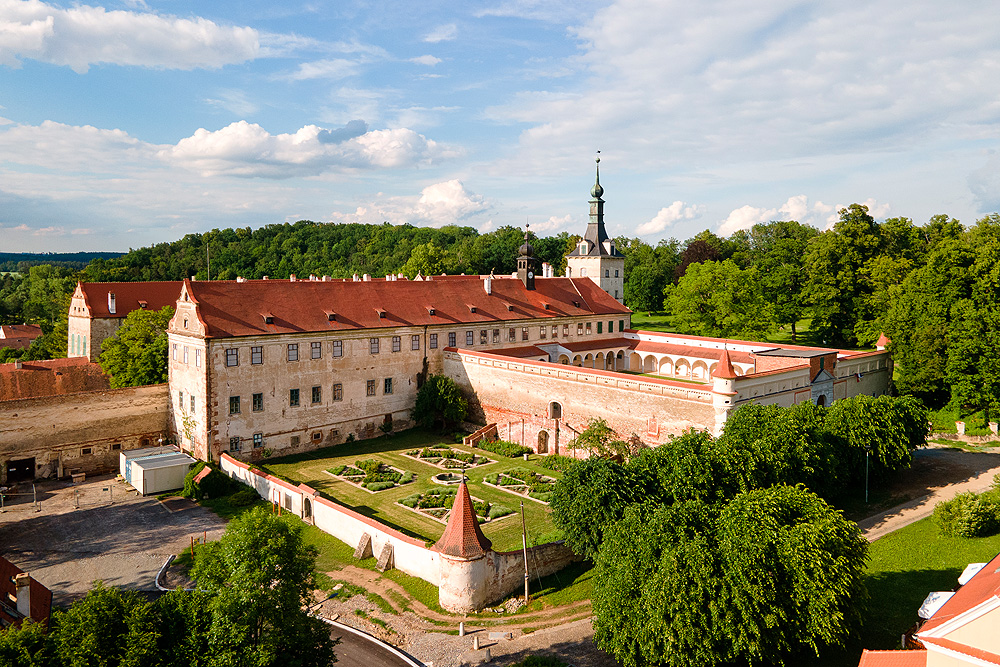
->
[259,429,565,553]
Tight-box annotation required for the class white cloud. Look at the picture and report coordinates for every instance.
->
[636,201,703,235]
[328,180,490,227]
[283,58,360,81]
[409,55,441,66]
[717,195,891,236]
[161,121,445,177]
[204,89,259,116]
[0,0,259,73]
[423,23,457,43]
[529,214,573,233]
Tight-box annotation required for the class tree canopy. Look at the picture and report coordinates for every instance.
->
[412,374,468,431]
[98,306,174,388]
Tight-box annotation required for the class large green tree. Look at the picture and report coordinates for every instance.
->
[412,374,468,431]
[53,582,160,667]
[192,506,337,667]
[98,306,174,388]
[664,259,775,339]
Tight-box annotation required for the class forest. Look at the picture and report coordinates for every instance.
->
[0,206,997,424]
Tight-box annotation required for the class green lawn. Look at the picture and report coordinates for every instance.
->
[816,516,1000,666]
[259,428,563,553]
[629,312,819,346]
[928,405,999,437]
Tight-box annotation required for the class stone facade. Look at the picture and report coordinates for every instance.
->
[68,281,182,361]
[0,384,170,484]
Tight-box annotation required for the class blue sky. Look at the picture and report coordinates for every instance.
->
[2,0,1000,252]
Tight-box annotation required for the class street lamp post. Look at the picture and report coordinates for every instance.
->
[865,446,872,504]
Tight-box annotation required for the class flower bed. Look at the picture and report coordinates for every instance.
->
[483,468,557,504]
[325,459,414,492]
[396,487,513,524]
[402,445,494,470]
[473,439,533,458]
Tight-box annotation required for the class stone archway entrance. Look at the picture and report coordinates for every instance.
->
[303,497,312,522]
[537,430,549,454]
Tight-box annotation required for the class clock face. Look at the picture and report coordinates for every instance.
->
[528,271,534,278]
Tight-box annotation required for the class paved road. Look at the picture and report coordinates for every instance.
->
[328,621,423,667]
[0,474,226,606]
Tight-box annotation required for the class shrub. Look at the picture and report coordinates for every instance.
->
[537,455,578,472]
[365,481,395,492]
[181,461,208,499]
[229,487,260,507]
[483,473,500,485]
[399,494,421,508]
[934,490,1000,538]
[476,439,533,458]
[400,472,414,484]
[198,466,240,499]
[329,465,347,476]
[489,504,514,520]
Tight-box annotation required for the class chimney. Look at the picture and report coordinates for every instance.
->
[262,275,269,280]
[353,274,360,282]
[14,360,22,369]
[363,274,371,282]
[484,276,492,295]
[309,274,317,281]
[236,276,245,283]
[108,292,116,314]
[15,572,30,618]
[322,275,331,281]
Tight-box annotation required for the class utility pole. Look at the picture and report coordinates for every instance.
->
[521,501,529,604]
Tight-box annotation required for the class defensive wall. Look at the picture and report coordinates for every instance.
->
[443,347,717,450]
[0,384,170,483]
[219,453,577,612]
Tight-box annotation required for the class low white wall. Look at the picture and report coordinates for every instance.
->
[219,453,440,586]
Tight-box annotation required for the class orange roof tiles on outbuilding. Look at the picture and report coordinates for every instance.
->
[432,482,492,559]
[0,357,109,402]
[857,650,927,667]
[182,275,631,339]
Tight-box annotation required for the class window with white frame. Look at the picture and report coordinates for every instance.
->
[311,341,322,359]
[430,333,438,349]
[392,336,401,352]
[225,348,238,366]
[370,338,379,354]
[251,346,263,364]
[411,335,420,350]
[332,340,343,357]
[287,343,298,361]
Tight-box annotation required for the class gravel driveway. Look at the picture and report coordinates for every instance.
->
[0,473,226,607]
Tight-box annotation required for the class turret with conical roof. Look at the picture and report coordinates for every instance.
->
[566,155,626,302]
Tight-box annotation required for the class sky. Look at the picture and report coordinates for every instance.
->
[2,0,1000,253]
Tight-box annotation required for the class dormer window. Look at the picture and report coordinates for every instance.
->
[469,306,477,313]
[263,314,274,325]
[377,310,387,319]
[327,312,336,322]
[139,300,148,309]
[506,304,514,312]
[428,307,436,316]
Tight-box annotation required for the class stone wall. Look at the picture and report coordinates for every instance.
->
[444,349,716,448]
[486,542,579,605]
[0,384,170,483]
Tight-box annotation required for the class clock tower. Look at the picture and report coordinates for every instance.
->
[565,156,625,303]
[517,227,537,290]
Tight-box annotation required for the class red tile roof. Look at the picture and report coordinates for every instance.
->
[183,276,631,339]
[0,556,52,628]
[0,357,109,402]
[919,551,1000,634]
[0,324,43,350]
[432,482,492,559]
[857,650,927,667]
[713,347,737,379]
[78,281,182,319]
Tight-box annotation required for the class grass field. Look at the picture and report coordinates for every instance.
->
[816,516,1000,666]
[259,428,563,552]
[630,311,821,347]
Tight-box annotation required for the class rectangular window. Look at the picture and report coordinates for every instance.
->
[229,436,240,452]
[492,328,500,343]
[190,395,196,412]
[370,338,380,354]
[287,343,298,362]
[577,323,584,335]
[615,269,620,277]
[253,433,263,449]
[448,332,456,347]
[366,380,376,396]
[411,335,420,350]
[605,269,610,277]
[229,396,240,414]
[522,327,529,341]
[172,344,177,361]
[225,348,238,367]
[252,393,263,412]
[609,320,614,333]
[333,383,343,401]
[384,378,393,394]
[563,324,570,336]
[111,443,121,451]
[480,329,487,345]
[251,346,263,364]
[598,322,603,334]
[620,319,625,331]
[552,325,559,338]
[540,326,547,339]
[183,346,189,364]
[466,331,474,346]
[392,336,401,352]
[311,386,321,404]
[311,341,322,359]
[289,388,300,407]
[195,349,202,368]
[586,322,592,335]
[332,340,343,357]
[508,328,516,342]
[430,333,438,349]
[178,391,184,409]
[81,447,92,456]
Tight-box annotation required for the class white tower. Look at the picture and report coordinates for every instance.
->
[565,157,625,303]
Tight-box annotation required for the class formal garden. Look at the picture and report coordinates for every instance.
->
[259,428,565,552]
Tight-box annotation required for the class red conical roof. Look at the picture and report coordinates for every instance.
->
[713,347,737,379]
[433,482,492,559]
[876,332,890,348]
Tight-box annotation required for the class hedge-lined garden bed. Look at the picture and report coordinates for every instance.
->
[325,459,415,492]
[397,487,514,523]
[483,468,557,503]
[403,446,494,470]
